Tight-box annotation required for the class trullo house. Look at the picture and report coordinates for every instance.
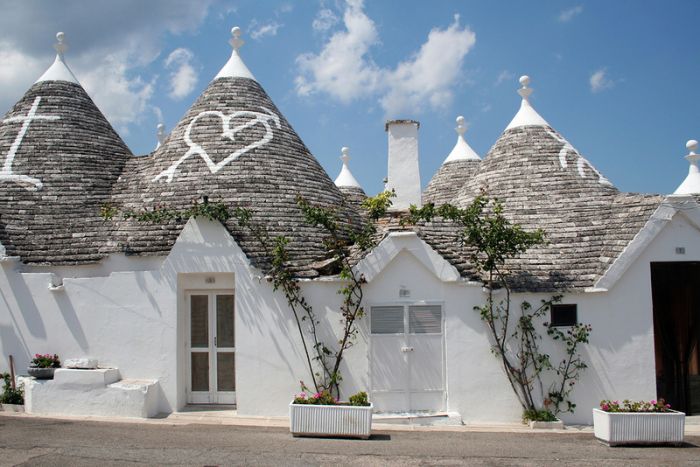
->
[1,28,699,424]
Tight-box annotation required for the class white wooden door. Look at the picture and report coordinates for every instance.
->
[370,304,445,413]
[187,292,236,404]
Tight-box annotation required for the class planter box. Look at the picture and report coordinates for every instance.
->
[1,403,24,413]
[289,402,373,439]
[592,408,685,446]
[27,367,56,379]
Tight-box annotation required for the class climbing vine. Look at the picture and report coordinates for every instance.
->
[101,191,394,400]
[405,196,591,420]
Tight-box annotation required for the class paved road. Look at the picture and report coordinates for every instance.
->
[1,415,699,466]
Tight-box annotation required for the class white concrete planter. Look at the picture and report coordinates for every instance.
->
[592,408,685,446]
[529,419,563,430]
[289,402,373,439]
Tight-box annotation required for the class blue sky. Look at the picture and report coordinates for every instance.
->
[1,0,698,196]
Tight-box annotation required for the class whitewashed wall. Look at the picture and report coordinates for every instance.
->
[0,211,698,423]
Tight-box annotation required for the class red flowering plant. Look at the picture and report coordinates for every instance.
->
[293,390,337,405]
[30,353,61,369]
[599,398,672,413]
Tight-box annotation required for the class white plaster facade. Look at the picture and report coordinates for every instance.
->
[2,200,699,424]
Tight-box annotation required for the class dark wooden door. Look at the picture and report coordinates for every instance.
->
[651,262,700,414]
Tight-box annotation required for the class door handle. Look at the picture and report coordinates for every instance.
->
[214,336,217,347]
[401,346,414,352]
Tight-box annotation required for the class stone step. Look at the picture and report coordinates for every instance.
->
[21,370,160,418]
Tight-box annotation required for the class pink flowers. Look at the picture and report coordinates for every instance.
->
[599,398,672,413]
[31,353,61,368]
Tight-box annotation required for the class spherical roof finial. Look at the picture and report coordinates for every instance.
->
[686,139,698,155]
[455,116,467,136]
[517,75,533,100]
[54,31,68,56]
[229,26,244,51]
[341,146,350,163]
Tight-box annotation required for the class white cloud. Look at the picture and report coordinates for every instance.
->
[380,15,476,116]
[296,1,476,117]
[312,8,339,32]
[250,21,283,40]
[78,52,156,135]
[589,68,614,93]
[558,5,583,23]
[0,1,215,128]
[296,0,382,103]
[164,48,198,100]
[495,70,514,86]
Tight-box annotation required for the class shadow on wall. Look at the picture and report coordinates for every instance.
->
[0,324,30,370]
[51,290,89,352]
[0,265,46,339]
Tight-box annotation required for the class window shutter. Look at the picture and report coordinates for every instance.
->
[409,305,442,334]
[371,306,405,334]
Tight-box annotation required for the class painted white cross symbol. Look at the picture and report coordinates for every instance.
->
[1,96,60,190]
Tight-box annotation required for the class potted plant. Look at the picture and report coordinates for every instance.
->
[593,399,685,446]
[0,372,24,412]
[27,353,61,379]
[289,390,373,439]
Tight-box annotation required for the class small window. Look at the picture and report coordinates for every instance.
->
[371,306,404,334]
[550,304,578,327]
[409,305,442,334]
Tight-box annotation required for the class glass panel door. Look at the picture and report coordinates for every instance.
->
[214,294,236,403]
[187,292,236,404]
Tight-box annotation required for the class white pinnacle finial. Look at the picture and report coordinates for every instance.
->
[156,123,166,149]
[673,138,700,195]
[214,26,255,80]
[35,31,79,84]
[455,116,467,136]
[54,32,67,56]
[444,115,480,162]
[230,26,244,51]
[505,74,549,130]
[518,75,533,100]
[334,146,362,188]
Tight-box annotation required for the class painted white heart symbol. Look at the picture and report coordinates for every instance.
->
[153,106,281,183]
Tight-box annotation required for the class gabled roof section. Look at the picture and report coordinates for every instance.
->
[592,195,700,291]
[355,231,461,283]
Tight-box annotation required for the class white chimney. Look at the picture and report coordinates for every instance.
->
[386,120,421,211]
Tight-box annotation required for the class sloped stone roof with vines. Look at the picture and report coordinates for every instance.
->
[0,80,130,264]
[108,76,360,274]
[417,123,665,291]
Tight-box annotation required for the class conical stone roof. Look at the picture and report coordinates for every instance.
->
[424,116,481,206]
[0,37,130,264]
[427,76,664,291]
[110,63,359,273]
